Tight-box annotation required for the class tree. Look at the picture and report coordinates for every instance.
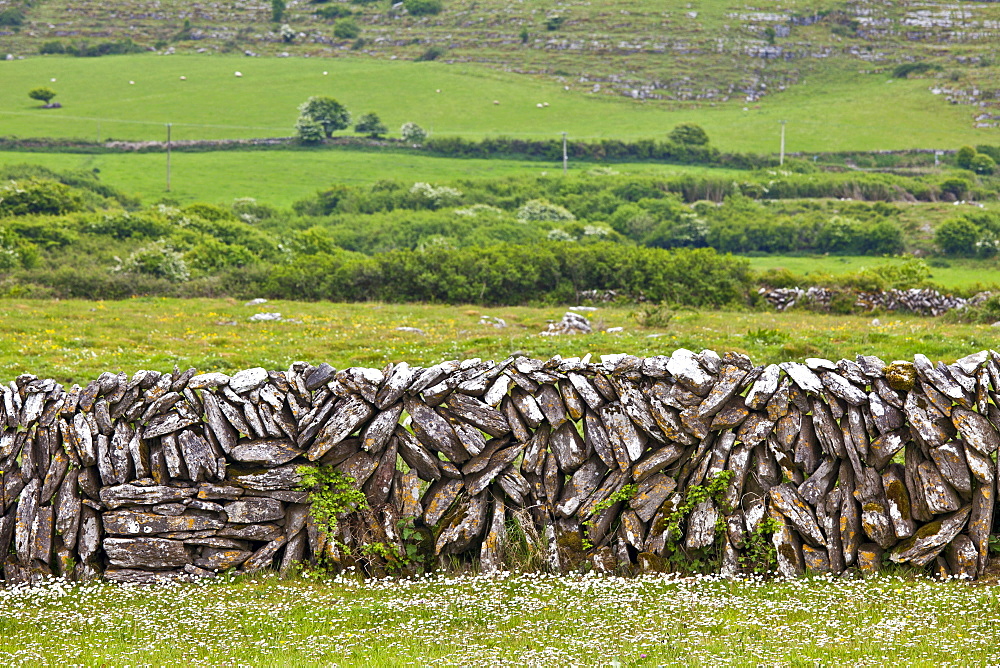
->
[935,217,980,256]
[404,0,442,16]
[401,122,427,143]
[297,96,351,138]
[333,18,360,39]
[271,0,285,22]
[355,112,388,138]
[668,123,710,146]
[956,145,976,169]
[28,87,57,105]
[970,153,996,175]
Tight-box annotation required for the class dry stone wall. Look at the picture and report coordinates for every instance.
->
[2,350,999,585]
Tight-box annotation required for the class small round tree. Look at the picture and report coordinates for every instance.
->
[297,96,351,138]
[401,122,427,143]
[956,145,976,170]
[668,123,710,146]
[333,19,360,39]
[28,87,57,106]
[935,218,980,256]
[970,153,996,175]
[355,112,388,138]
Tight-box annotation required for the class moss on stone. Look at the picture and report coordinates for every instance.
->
[884,362,916,392]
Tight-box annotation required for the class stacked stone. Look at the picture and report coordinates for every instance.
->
[2,350,999,584]
[760,286,991,316]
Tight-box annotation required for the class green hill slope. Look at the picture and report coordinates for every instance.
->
[3,0,1000,131]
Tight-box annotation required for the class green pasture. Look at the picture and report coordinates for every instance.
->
[0,149,744,206]
[1,56,996,151]
[0,298,992,385]
[746,254,1000,291]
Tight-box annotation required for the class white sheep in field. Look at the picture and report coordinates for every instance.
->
[235,71,243,77]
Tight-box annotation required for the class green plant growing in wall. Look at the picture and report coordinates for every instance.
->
[581,484,637,550]
[296,466,367,540]
[657,470,733,573]
[739,515,781,574]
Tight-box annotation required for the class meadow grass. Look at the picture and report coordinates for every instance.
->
[0,149,742,206]
[0,298,992,385]
[1,55,995,151]
[745,254,1000,291]
[1,571,998,666]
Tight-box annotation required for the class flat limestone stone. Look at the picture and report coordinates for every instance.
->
[229,367,269,394]
[231,438,303,465]
[104,537,191,569]
[100,483,196,509]
[103,510,225,535]
[224,497,285,523]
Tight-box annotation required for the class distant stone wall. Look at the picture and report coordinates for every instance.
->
[2,351,998,585]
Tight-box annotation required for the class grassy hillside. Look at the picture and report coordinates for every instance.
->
[4,0,1000,120]
[1,55,997,151]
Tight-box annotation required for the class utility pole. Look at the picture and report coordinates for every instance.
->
[166,123,172,192]
[779,120,787,166]
[562,132,568,174]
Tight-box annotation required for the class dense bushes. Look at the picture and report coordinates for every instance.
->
[258,244,752,306]
[1,166,996,305]
[37,38,147,57]
[423,136,774,169]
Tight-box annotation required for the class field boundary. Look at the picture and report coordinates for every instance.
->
[2,349,997,585]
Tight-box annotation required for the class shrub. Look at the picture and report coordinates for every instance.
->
[970,154,996,175]
[544,15,565,30]
[112,240,191,282]
[280,24,296,42]
[0,180,84,216]
[0,228,39,271]
[185,238,257,273]
[295,116,325,144]
[940,177,970,200]
[333,19,360,39]
[39,41,66,55]
[956,145,977,169]
[354,112,388,138]
[0,8,25,27]
[668,123,710,146]
[63,39,146,57]
[315,5,352,19]
[232,197,277,224]
[516,199,575,222]
[271,0,285,22]
[401,122,427,143]
[404,0,442,16]
[892,62,942,78]
[415,46,445,61]
[85,211,173,240]
[410,182,462,208]
[935,217,980,256]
